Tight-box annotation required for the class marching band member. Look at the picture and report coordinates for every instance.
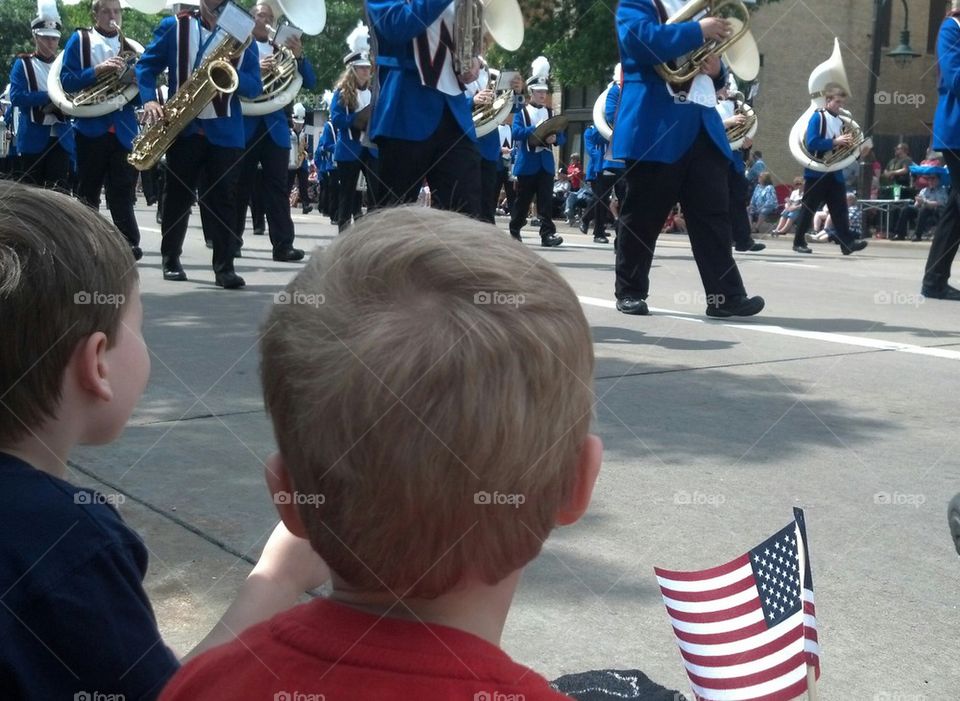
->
[366,0,481,216]
[9,1,74,191]
[330,23,373,232]
[592,67,625,245]
[496,114,515,216]
[288,102,312,214]
[715,80,764,252]
[137,0,262,289]
[612,0,763,317]
[317,99,340,224]
[790,85,868,256]
[464,61,524,224]
[60,0,143,260]
[234,2,313,263]
[580,123,605,237]
[508,57,564,247]
[922,1,960,300]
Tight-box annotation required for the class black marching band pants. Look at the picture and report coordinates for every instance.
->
[616,131,747,305]
[235,123,297,254]
[593,170,625,239]
[18,137,70,192]
[923,148,960,291]
[375,106,481,218]
[478,157,498,224]
[336,153,372,232]
[510,169,556,239]
[793,173,854,250]
[75,132,141,248]
[161,134,241,274]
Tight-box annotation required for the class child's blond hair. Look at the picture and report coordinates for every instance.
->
[261,208,594,598]
[0,182,137,445]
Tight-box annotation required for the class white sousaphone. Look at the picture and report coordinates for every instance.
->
[788,38,865,173]
[592,63,621,141]
[242,0,326,116]
[47,0,166,118]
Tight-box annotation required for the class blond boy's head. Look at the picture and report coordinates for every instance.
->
[0,182,139,447]
[261,208,595,598]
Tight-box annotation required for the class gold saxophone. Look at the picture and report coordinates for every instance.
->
[128,34,247,171]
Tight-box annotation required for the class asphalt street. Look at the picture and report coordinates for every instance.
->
[70,205,960,699]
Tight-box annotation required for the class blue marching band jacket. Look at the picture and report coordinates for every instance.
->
[60,26,141,150]
[314,119,336,174]
[804,109,845,183]
[512,102,566,177]
[366,0,476,143]
[612,0,731,165]
[934,15,960,151]
[583,125,606,182]
[243,39,316,149]
[330,86,372,163]
[136,10,262,149]
[602,83,625,172]
[9,52,73,156]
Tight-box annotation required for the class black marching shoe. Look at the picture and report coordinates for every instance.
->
[252,227,265,236]
[841,239,868,255]
[273,247,305,262]
[616,297,649,316]
[793,245,812,254]
[162,258,187,282]
[594,234,609,244]
[735,239,766,252]
[541,234,563,247]
[509,231,522,242]
[131,246,143,261]
[215,271,246,289]
[205,239,213,249]
[921,285,960,300]
[705,295,765,318]
[579,220,589,235]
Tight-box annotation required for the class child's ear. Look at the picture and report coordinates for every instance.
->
[264,452,309,538]
[72,332,113,402]
[555,434,602,526]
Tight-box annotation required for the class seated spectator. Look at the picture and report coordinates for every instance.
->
[812,193,861,242]
[806,204,833,242]
[891,173,947,241]
[914,148,944,190]
[662,204,686,233]
[882,142,915,189]
[771,176,804,236]
[748,171,778,231]
[158,208,635,701]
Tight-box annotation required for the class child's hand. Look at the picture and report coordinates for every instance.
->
[252,521,331,593]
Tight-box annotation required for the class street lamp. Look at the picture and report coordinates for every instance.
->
[886,0,921,68]
[864,0,920,134]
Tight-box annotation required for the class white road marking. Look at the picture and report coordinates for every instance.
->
[578,296,960,361]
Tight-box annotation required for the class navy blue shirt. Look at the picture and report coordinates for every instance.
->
[0,452,179,699]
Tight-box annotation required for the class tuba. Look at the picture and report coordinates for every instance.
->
[128,34,249,171]
[655,0,759,85]
[242,0,326,116]
[725,91,757,150]
[788,38,866,173]
[474,67,514,137]
[592,65,621,141]
[452,0,524,76]
[48,21,144,118]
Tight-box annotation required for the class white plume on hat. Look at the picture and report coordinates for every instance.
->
[322,89,334,110]
[530,56,550,81]
[346,22,370,55]
[293,102,306,121]
[36,0,60,22]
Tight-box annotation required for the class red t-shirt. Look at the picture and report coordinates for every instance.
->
[160,598,572,701]
[567,164,583,190]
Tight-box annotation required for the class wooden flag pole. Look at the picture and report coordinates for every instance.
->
[805,664,819,701]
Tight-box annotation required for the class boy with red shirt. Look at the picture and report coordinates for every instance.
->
[160,208,605,701]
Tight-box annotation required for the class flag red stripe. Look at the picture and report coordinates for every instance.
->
[805,629,819,643]
[673,618,775,645]
[667,597,760,624]
[655,553,751,581]
[685,650,807,690]
[803,601,816,615]
[678,624,804,667]
[660,574,756,603]
[694,675,809,701]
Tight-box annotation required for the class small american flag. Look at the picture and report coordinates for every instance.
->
[654,508,820,701]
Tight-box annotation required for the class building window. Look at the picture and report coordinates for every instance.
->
[929,0,949,54]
